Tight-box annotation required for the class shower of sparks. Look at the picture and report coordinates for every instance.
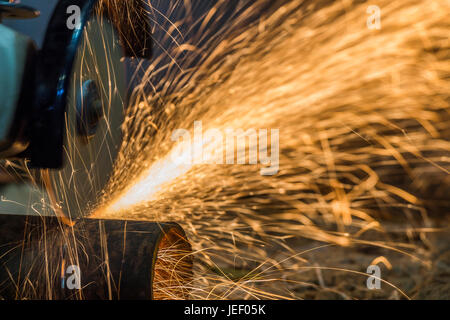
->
[1,0,448,300]
[92,0,450,299]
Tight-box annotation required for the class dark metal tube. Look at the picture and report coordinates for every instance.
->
[0,215,192,300]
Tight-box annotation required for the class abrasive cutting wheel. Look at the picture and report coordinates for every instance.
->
[43,14,126,219]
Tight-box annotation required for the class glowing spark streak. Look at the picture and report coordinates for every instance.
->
[105,136,215,213]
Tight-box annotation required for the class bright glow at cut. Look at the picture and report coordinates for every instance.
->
[105,139,197,213]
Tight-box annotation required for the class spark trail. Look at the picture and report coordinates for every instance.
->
[92,0,449,299]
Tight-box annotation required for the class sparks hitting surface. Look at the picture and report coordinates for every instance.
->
[88,0,449,299]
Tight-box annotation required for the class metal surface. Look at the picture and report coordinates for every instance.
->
[0,215,193,299]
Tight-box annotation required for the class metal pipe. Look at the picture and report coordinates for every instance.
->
[0,215,192,299]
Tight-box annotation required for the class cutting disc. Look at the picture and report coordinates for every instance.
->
[46,15,126,219]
